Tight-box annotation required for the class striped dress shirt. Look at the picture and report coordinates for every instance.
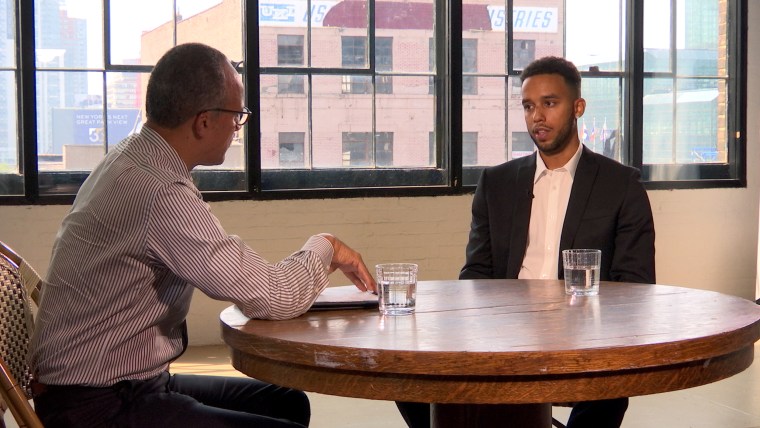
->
[29,126,333,387]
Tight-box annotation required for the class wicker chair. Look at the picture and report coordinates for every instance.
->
[0,241,43,428]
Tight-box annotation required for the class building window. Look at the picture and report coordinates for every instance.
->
[510,132,535,159]
[462,132,478,166]
[342,132,393,167]
[341,36,392,94]
[375,37,393,94]
[511,40,535,94]
[277,35,304,94]
[462,39,477,96]
[428,38,435,95]
[279,132,305,168]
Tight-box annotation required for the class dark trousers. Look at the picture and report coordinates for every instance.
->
[396,398,628,428]
[33,372,310,428]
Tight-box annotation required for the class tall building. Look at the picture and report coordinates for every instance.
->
[35,0,89,155]
[684,0,719,50]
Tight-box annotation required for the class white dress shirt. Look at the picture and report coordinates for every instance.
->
[30,126,334,387]
[518,143,583,280]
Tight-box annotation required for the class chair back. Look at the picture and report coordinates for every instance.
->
[0,242,44,428]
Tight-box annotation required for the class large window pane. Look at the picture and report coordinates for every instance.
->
[110,0,173,65]
[582,77,624,161]
[376,76,435,167]
[260,0,316,68]
[36,71,104,175]
[35,0,102,69]
[1,0,14,68]
[378,1,433,74]
[567,0,624,72]
[312,1,368,68]
[0,1,19,196]
[511,2,562,60]
[311,74,372,168]
[463,76,507,168]
[261,74,310,169]
[644,78,726,165]
[642,0,729,171]
[278,132,306,168]
[0,71,19,194]
[644,0,672,73]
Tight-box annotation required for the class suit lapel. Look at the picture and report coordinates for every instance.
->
[506,154,537,277]
[560,146,599,253]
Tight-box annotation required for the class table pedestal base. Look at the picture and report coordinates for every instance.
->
[431,403,552,427]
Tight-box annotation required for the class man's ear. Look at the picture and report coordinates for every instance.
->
[574,97,586,118]
[192,111,209,139]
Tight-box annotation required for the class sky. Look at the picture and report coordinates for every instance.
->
[566,0,685,66]
[65,0,222,64]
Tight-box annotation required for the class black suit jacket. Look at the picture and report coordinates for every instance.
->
[460,145,656,284]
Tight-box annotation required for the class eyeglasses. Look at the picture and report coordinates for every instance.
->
[231,60,244,72]
[203,107,252,126]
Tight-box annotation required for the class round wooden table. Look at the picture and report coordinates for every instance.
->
[220,280,760,427]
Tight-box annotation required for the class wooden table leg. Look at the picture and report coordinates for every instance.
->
[431,403,552,428]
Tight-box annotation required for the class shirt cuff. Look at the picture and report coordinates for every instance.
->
[302,234,334,270]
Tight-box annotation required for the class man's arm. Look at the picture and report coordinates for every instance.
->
[460,171,496,280]
[609,170,656,284]
[148,182,373,320]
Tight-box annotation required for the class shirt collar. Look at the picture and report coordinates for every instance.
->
[138,125,193,179]
[534,142,584,183]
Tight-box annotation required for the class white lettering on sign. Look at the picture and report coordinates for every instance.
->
[487,6,558,33]
[259,0,338,27]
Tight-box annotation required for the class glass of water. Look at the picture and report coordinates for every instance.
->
[375,263,418,315]
[562,249,601,296]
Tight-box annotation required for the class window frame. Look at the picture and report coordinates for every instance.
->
[1,0,748,205]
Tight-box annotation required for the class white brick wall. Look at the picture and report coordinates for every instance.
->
[1,189,758,345]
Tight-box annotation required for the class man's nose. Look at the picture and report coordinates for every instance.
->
[531,107,545,122]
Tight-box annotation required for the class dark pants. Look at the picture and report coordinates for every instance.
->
[396,398,628,428]
[33,372,310,428]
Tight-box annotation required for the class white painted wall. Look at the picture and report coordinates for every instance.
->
[2,4,758,345]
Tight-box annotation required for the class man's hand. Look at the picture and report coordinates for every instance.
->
[321,234,377,293]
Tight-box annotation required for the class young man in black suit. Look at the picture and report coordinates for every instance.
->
[398,56,656,428]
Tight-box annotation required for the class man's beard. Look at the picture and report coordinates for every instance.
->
[531,111,577,156]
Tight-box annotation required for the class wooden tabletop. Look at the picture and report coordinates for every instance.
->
[221,279,760,404]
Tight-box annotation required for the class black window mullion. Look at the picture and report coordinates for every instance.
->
[669,0,678,164]
[728,0,747,186]
[624,0,644,168]
[448,0,463,187]
[18,0,38,201]
[245,0,262,194]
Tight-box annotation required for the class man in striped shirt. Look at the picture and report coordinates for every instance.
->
[29,43,376,428]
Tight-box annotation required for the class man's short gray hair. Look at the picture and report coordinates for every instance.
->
[146,43,230,128]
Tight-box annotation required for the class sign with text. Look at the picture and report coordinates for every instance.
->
[259,0,338,27]
[487,6,558,32]
[51,108,141,154]
[259,1,558,33]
